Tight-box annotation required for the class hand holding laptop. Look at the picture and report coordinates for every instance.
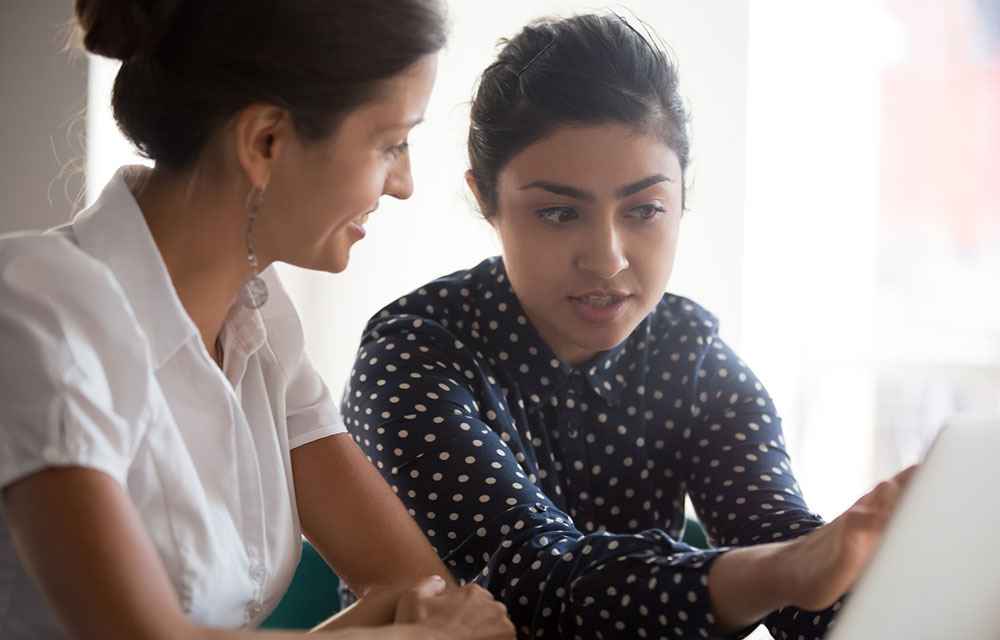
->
[709,465,917,633]
[771,464,918,611]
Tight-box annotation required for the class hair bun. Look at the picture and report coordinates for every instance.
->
[74,0,182,60]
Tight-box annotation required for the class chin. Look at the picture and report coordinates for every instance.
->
[327,257,350,274]
[575,328,634,354]
[321,245,352,274]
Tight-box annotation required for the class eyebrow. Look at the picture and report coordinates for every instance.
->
[615,174,673,198]
[376,117,424,134]
[519,174,673,201]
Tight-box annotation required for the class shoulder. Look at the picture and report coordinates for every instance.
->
[254,266,308,370]
[647,292,721,345]
[0,230,144,344]
[362,257,499,345]
[0,232,156,486]
[2,229,107,284]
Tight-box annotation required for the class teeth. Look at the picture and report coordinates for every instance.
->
[584,295,618,307]
[355,212,370,226]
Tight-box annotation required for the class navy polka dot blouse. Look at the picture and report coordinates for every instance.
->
[343,257,839,639]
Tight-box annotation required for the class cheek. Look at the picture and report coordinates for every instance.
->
[497,223,566,289]
[634,225,680,290]
[340,164,385,204]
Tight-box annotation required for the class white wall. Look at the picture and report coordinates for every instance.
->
[278,1,751,399]
[0,0,88,234]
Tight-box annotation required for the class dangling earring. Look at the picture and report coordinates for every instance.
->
[237,184,269,309]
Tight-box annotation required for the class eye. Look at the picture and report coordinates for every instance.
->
[536,207,579,224]
[386,141,409,159]
[626,203,666,220]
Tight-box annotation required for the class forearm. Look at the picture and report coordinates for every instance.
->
[293,435,457,593]
[199,624,429,640]
[707,543,793,635]
[311,583,418,631]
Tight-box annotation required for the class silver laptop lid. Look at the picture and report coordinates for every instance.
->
[827,416,1000,640]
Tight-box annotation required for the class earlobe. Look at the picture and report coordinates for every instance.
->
[465,171,492,224]
[235,105,287,189]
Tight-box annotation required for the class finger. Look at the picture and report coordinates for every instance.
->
[410,575,447,599]
[842,506,891,537]
[891,464,919,489]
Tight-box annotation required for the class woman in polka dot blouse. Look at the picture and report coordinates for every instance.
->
[343,13,912,640]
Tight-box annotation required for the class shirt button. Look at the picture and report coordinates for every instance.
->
[566,419,579,438]
[531,503,548,513]
[250,566,266,583]
[247,602,263,619]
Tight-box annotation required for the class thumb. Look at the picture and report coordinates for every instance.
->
[411,575,447,599]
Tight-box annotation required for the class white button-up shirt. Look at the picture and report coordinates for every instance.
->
[0,167,344,638]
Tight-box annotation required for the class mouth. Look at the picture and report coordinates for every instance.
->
[353,210,373,226]
[567,290,633,325]
[569,290,631,306]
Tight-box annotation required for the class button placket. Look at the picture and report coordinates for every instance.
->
[559,373,593,523]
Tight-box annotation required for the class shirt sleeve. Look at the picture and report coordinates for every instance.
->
[687,331,839,638]
[344,316,732,639]
[0,236,154,489]
[285,349,345,449]
[258,268,345,449]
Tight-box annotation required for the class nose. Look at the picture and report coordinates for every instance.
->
[384,153,414,200]
[576,220,629,279]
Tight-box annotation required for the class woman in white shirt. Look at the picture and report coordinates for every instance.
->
[0,1,513,639]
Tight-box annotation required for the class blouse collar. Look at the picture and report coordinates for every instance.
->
[482,257,647,408]
[70,166,267,371]
[71,166,199,368]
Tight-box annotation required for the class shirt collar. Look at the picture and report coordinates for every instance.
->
[482,257,645,408]
[71,166,200,368]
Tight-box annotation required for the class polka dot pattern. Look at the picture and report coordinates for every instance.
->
[343,257,837,639]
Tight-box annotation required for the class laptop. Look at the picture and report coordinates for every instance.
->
[826,416,1000,640]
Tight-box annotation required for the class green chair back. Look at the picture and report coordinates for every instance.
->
[259,540,340,630]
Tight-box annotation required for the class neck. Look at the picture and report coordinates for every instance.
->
[131,165,254,355]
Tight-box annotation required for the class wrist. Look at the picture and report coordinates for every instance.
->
[756,538,799,605]
[708,542,794,634]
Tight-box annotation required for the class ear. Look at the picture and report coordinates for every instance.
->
[234,105,290,189]
[465,170,495,228]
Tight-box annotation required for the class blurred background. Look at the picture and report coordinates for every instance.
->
[2,0,998,537]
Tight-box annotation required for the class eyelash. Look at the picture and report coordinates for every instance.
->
[387,141,409,159]
[536,204,667,224]
[628,204,666,220]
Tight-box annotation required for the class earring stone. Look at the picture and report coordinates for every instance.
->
[238,185,269,309]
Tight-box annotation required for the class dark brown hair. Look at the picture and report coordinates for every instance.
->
[75,0,447,168]
[468,13,690,218]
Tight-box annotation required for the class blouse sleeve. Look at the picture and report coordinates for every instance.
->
[257,268,345,450]
[344,316,733,640]
[687,331,839,637]
[0,236,154,489]
[284,349,345,449]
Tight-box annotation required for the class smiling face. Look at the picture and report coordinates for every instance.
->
[487,122,683,366]
[260,54,438,273]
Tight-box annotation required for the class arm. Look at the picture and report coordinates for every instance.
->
[2,467,453,640]
[344,319,730,639]
[291,431,460,629]
[685,332,914,635]
[707,465,915,633]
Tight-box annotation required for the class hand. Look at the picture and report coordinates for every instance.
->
[776,464,918,611]
[394,576,515,640]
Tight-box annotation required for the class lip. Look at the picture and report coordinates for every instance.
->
[346,207,376,241]
[568,289,632,325]
[346,221,367,240]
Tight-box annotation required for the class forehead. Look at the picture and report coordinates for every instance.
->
[336,55,438,140]
[498,122,682,194]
